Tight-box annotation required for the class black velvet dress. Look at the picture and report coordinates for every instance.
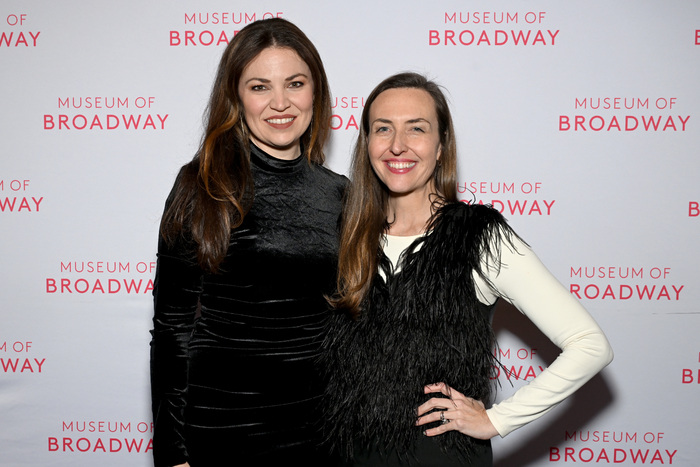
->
[150,144,347,467]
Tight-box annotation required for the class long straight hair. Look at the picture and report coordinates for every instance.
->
[332,72,458,317]
[160,18,331,272]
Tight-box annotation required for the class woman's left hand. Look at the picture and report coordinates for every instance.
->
[416,382,499,440]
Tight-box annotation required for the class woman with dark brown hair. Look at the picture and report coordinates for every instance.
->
[323,72,613,466]
[150,18,346,466]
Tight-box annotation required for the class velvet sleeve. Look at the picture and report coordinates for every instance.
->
[150,227,203,466]
[477,236,614,437]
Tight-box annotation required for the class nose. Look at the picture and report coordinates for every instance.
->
[390,132,407,155]
[270,88,290,111]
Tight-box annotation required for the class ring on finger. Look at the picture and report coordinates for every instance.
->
[439,411,449,424]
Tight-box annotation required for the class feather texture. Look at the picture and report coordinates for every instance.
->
[322,202,520,462]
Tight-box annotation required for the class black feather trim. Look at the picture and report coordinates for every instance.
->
[322,202,521,462]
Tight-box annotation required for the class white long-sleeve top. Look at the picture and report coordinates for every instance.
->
[383,232,613,438]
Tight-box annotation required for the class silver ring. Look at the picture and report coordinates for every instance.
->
[440,411,449,424]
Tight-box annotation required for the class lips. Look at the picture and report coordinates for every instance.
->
[266,117,294,124]
[265,115,296,129]
[385,160,416,173]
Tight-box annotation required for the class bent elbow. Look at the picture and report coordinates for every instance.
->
[594,332,614,370]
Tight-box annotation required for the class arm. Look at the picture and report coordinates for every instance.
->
[418,234,612,439]
[150,233,202,467]
[481,236,614,437]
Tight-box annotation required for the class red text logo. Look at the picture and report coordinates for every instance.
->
[1,340,46,374]
[0,179,43,213]
[559,97,690,132]
[429,11,560,47]
[460,181,555,216]
[569,266,684,301]
[170,11,283,47]
[1,13,40,47]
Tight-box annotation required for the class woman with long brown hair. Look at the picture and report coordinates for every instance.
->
[323,72,612,466]
[150,18,346,466]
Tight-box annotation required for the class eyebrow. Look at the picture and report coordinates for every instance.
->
[371,118,432,125]
[285,73,308,81]
[243,73,309,85]
[406,118,431,125]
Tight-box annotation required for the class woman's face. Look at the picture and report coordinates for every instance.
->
[238,47,314,160]
[368,87,442,200]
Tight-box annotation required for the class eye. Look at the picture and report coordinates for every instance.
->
[250,84,267,91]
[288,81,305,88]
[411,126,425,133]
[375,126,390,133]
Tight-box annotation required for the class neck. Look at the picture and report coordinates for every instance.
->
[249,138,301,161]
[386,188,438,236]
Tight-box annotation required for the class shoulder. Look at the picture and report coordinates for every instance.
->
[310,163,350,190]
[170,158,199,189]
[311,162,349,182]
[160,159,199,211]
[436,201,508,229]
[432,202,525,254]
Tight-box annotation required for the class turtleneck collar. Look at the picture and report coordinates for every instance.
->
[249,141,306,174]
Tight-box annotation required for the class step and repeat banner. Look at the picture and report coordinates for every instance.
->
[1,1,698,465]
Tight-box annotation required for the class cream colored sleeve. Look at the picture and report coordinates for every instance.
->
[476,236,613,437]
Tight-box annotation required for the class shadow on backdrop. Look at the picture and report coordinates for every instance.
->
[491,299,614,467]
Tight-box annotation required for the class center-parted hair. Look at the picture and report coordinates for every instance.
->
[331,72,458,317]
[160,17,331,273]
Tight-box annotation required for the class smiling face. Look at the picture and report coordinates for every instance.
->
[368,87,442,202]
[238,47,314,160]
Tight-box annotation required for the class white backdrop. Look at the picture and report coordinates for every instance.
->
[1,1,698,465]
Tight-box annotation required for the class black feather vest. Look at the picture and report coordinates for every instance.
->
[323,202,517,462]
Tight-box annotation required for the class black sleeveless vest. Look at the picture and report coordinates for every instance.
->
[323,203,519,462]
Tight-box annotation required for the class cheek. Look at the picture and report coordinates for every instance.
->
[367,140,384,167]
[369,157,382,173]
[241,94,266,118]
[296,90,315,112]
[369,158,385,182]
[367,137,384,159]
[240,97,254,119]
[306,89,315,106]
[366,144,381,167]
[421,141,441,164]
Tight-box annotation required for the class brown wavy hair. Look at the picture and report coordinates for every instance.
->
[160,18,331,272]
[331,72,458,317]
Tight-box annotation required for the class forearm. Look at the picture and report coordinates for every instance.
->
[481,237,613,436]
[150,240,202,464]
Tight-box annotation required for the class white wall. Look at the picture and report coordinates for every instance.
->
[1,1,698,465]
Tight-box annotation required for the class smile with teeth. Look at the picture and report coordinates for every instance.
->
[387,161,416,169]
[266,117,295,124]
